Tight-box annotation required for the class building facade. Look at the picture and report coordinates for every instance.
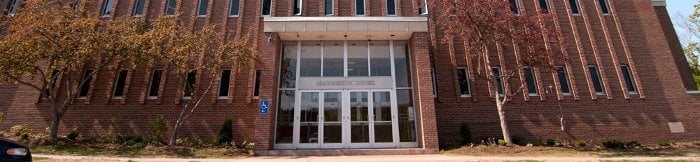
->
[0,0,698,155]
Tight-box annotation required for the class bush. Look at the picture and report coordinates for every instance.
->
[602,140,641,149]
[98,125,115,143]
[66,128,79,140]
[217,119,234,146]
[19,132,30,141]
[658,140,675,147]
[10,125,30,136]
[545,138,558,146]
[459,123,472,145]
[575,140,587,147]
[149,115,167,144]
[178,136,205,148]
[497,139,506,146]
[121,135,147,149]
[511,135,526,146]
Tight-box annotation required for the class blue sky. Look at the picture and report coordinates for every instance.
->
[667,0,696,43]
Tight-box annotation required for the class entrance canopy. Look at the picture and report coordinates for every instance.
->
[263,17,429,41]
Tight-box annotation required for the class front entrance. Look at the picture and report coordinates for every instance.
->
[295,90,397,149]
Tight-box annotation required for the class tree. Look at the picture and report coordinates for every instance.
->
[142,16,257,146]
[432,0,564,145]
[0,0,147,141]
[678,1,700,89]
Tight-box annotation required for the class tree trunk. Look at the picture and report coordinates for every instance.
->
[169,117,183,146]
[495,91,512,145]
[49,113,61,142]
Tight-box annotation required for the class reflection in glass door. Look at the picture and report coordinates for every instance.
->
[298,92,319,148]
[349,91,370,148]
[372,91,394,147]
[322,92,343,148]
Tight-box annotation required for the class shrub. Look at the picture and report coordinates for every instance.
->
[19,132,30,141]
[149,115,167,144]
[602,140,641,149]
[658,141,675,147]
[121,135,147,149]
[178,136,205,148]
[511,135,526,146]
[497,139,506,146]
[459,123,472,145]
[545,138,558,146]
[575,140,587,147]
[217,119,234,146]
[66,128,79,140]
[98,125,115,143]
[10,125,30,136]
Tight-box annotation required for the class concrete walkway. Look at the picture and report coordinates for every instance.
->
[34,154,700,162]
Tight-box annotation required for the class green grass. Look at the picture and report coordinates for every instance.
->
[32,157,50,161]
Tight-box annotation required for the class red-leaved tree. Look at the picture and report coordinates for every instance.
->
[431,0,565,145]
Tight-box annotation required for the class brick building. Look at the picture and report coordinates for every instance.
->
[0,0,698,155]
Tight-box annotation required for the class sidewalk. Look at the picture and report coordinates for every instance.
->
[34,154,700,162]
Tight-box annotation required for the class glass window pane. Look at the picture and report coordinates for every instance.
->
[589,65,604,94]
[262,0,272,15]
[370,41,391,76]
[280,42,297,88]
[621,65,636,92]
[300,42,322,77]
[184,70,197,97]
[386,0,396,15]
[457,68,470,96]
[569,0,579,14]
[539,0,548,13]
[293,0,302,15]
[79,70,94,97]
[347,41,369,76]
[355,0,365,15]
[557,66,571,94]
[394,41,411,87]
[373,91,392,143]
[323,41,344,77]
[165,0,176,15]
[219,70,231,96]
[300,92,319,144]
[325,0,333,15]
[599,0,609,14]
[198,0,208,16]
[275,90,295,144]
[492,67,504,95]
[133,0,145,16]
[524,68,537,95]
[230,0,240,16]
[101,0,114,16]
[350,92,369,143]
[397,89,416,142]
[148,70,162,97]
[509,0,519,14]
[113,70,128,97]
[323,92,342,143]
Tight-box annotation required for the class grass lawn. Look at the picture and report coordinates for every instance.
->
[441,142,700,158]
[30,144,249,159]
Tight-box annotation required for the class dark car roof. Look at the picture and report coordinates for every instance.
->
[0,138,28,148]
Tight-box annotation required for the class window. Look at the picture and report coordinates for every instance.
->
[219,70,232,98]
[101,0,114,16]
[431,68,437,97]
[323,41,344,77]
[112,70,128,98]
[324,0,333,15]
[588,65,605,95]
[355,0,365,16]
[71,0,80,10]
[556,66,571,95]
[509,0,519,15]
[394,41,411,87]
[492,67,504,95]
[293,0,302,16]
[457,68,471,97]
[183,70,197,98]
[197,0,208,17]
[370,41,391,76]
[78,70,94,98]
[386,0,396,16]
[599,0,610,14]
[523,67,538,96]
[44,70,60,97]
[133,0,145,16]
[253,70,261,97]
[419,0,428,15]
[229,0,240,16]
[569,0,579,15]
[148,69,163,99]
[165,0,176,15]
[347,41,369,76]
[538,0,548,13]
[7,0,21,16]
[621,65,637,93]
[280,42,298,88]
[262,0,272,16]
[300,42,322,77]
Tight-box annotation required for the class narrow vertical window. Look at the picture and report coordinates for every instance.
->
[133,0,145,16]
[556,66,571,95]
[148,69,163,99]
[219,70,232,98]
[229,0,240,16]
[588,65,605,95]
[197,0,208,17]
[7,0,21,16]
[509,0,519,15]
[599,0,610,14]
[101,0,114,16]
[538,0,548,13]
[524,67,538,96]
[293,0,302,16]
[253,70,261,97]
[44,70,60,97]
[492,67,504,95]
[112,70,129,98]
[419,0,428,15]
[355,0,365,16]
[183,70,197,98]
[386,0,396,16]
[457,68,471,97]
[165,0,176,15]
[71,1,80,10]
[621,65,637,93]
[431,68,437,97]
[569,0,579,15]
[324,0,333,15]
[262,0,272,16]
[78,70,94,98]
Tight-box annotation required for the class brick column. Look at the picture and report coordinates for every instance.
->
[253,33,281,153]
[410,32,439,150]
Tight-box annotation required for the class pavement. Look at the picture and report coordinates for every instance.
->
[34,154,700,162]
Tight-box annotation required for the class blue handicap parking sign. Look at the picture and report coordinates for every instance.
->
[260,99,269,115]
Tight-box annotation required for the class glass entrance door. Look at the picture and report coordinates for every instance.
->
[321,91,343,148]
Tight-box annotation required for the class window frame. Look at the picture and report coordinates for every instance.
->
[620,64,637,94]
[293,0,303,16]
[112,69,129,99]
[457,67,471,97]
[556,66,572,96]
[218,69,232,99]
[229,0,240,17]
[147,69,163,99]
[588,65,605,95]
[196,0,209,17]
[419,0,428,15]
[523,67,538,96]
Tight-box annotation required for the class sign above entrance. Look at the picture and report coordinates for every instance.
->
[298,77,393,90]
